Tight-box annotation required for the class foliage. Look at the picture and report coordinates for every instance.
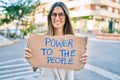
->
[21,29,28,36]
[27,23,36,33]
[71,16,93,22]
[114,29,120,34]
[101,28,120,34]
[101,28,108,33]
[0,18,11,25]
[21,23,36,36]
[0,0,40,25]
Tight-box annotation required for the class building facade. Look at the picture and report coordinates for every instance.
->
[35,0,120,33]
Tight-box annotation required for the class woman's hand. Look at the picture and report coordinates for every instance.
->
[24,48,32,60]
[79,53,88,68]
[24,48,38,71]
[80,53,87,64]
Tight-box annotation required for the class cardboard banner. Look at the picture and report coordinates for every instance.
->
[27,34,87,70]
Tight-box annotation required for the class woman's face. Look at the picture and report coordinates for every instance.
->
[51,6,66,29]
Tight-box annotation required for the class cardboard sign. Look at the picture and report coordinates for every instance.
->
[27,34,87,70]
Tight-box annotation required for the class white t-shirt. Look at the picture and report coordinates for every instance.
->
[39,68,74,80]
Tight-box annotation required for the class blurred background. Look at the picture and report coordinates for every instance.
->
[0,0,120,39]
[0,0,120,80]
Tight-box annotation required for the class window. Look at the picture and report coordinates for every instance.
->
[96,6,100,10]
[119,9,120,14]
[108,7,112,12]
[80,6,85,11]
[101,6,107,10]
[114,9,118,14]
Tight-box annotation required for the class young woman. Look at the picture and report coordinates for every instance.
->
[25,2,87,80]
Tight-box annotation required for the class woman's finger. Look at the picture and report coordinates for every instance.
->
[25,51,32,57]
[80,58,87,62]
[81,53,88,58]
[24,48,32,59]
[81,61,87,64]
[25,53,32,58]
[24,48,31,53]
[80,53,88,65]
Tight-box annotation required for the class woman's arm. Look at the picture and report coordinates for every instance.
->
[24,48,38,71]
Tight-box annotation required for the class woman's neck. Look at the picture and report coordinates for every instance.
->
[54,28,64,36]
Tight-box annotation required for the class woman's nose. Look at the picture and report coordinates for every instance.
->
[55,15,60,20]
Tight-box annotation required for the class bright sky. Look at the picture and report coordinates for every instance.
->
[40,0,60,3]
[0,0,38,14]
[0,0,9,14]
[0,0,60,14]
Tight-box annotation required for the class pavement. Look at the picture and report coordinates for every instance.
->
[0,35,20,47]
[0,32,120,80]
[0,35,13,46]
[75,31,120,42]
[1,31,120,47]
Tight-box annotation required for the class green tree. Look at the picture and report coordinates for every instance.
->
[0,0,40,38]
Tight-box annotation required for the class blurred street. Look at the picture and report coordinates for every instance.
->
[0,33,120,80]
[0,0,120,79]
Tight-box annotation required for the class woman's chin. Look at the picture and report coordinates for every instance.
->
[54,25,63,29]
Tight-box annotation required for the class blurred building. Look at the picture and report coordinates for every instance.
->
[0,14,2,19]
[34,0,120,33]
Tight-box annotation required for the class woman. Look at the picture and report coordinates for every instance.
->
[25,2,87,80]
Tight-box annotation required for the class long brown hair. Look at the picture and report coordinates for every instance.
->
[47,2,74,36]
